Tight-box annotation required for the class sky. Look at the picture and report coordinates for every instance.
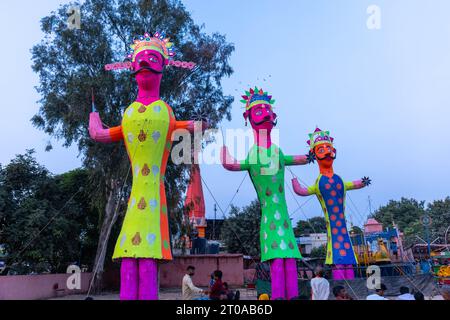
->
[1,0,449,228]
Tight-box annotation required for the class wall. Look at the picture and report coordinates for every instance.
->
[0,254,244,299]
[159,254,244,288]
[0,273,92,300]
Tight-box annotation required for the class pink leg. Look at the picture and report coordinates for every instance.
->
[344,265,355,280]
[120,258,138,300]
[284,258,298,300]
[270,258,286,300]
[138,258,158,300]
[332,264,346,280]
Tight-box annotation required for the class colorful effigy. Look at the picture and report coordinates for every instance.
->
[291,128,371,280]
[221,87,313,299]
[89,32,203,300]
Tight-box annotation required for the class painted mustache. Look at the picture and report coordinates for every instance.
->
[131,66,163,75]
[316,153,336,161]
[252,116,277,126]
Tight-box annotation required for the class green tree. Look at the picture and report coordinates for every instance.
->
[221,200,261,257]
[350,225,363,235]
[310,244,326,259]
[294,216,327,236]
[426,197,450,243]
[370,198,426,247]
[0,151,99,274]
[31,0,234,290]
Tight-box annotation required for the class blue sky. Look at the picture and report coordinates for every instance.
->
[1,0,449,228]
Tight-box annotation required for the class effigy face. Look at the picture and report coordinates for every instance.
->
[246,103,277,131]
[314,143,336,168]
[132,50,165,77]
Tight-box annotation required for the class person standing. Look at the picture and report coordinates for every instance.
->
[397,286,415,300]
[182,266,206,300]
[333,285,353,300]
[367,283,388,300]
[310,267,330,300]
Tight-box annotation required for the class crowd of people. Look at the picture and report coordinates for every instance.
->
[182,265,449,300]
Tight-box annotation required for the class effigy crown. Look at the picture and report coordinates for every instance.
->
[127,31,175,62]
[307,127,334,150]
[240,87,275,111]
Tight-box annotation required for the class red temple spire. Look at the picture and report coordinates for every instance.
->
[184,164,207,238]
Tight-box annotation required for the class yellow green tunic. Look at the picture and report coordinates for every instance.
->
[306,174,358,265]
[241,144,302,262]
[112,100,175,260]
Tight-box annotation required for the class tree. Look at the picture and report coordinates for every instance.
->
[310,244,326,259]
[370,198,426,247]
[350,225,363,235]
[0,151,99,274]
[31,0,234,291]
[426,197,450,243]
[294,216,327,236]
[221,200,261,258]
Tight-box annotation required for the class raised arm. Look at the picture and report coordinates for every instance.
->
[89,112,123,143]
[345,176,371,191]
[291,178,316,196]
[284,150,316,166]
[221,146,249,171]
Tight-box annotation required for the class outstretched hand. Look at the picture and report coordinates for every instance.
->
[361,176,371,186]
[306,150,316,164]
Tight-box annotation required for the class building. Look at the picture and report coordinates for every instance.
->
[351,218,406,264]
[296,233,327,255]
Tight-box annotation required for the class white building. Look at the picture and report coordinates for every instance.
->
[296,233,327,255]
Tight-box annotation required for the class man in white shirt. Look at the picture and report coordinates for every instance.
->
[397,286,415,300]
[310,267,330,300]
[182,266,206,300]
[367,283,389,300]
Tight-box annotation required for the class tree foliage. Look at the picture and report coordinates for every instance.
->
[310,244,327,259]
[31,0,234,233]
[370,197,450,247]
[0,151,99,274]
[221,200,261,258]
[30,0,234,279]
[294,216,327,236]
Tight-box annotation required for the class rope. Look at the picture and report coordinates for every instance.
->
[200,174,265,274]
[285,167,319,233]
[347,194,368,227]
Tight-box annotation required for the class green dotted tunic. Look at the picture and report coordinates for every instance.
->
[241,144,302,262]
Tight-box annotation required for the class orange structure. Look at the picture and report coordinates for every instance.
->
[184,164,207,238]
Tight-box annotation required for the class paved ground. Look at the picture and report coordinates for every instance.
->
[49,289,443,300]
[49,287,259,300]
